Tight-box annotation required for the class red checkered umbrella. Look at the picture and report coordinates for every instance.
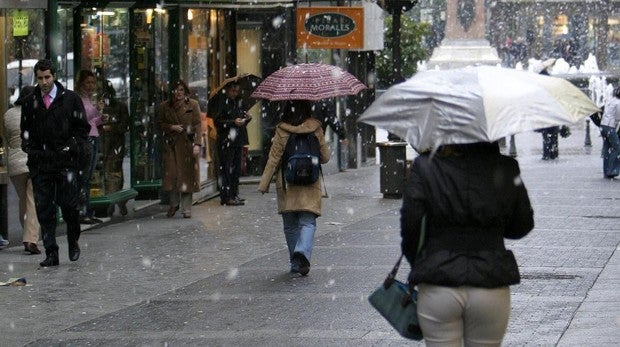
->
[251,63,367,101]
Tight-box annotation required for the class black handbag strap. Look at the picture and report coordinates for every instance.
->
[384,215,427,289]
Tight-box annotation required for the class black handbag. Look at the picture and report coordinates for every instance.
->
[368,216,426,341]
[589,107,603,127]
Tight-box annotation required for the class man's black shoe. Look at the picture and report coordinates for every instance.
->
[40,252,59,267]
[68,242,80,262]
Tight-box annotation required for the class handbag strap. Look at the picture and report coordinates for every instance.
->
[384,215,427,289]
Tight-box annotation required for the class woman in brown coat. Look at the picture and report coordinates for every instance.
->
[156,80,202,218]
[258,100,331,276]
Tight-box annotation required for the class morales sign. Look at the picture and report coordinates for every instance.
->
[297,7,364,49]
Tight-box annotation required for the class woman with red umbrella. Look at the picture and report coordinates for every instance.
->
[257,100,331,276]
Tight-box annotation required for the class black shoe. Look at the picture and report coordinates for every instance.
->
[24,242,41,255]
[40,251,59,267]
[235,196,246,202]
[222,199,244,206]
[68,242,80,262]
[293,252,310,276]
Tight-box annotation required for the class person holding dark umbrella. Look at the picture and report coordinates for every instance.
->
[211,81,251,206]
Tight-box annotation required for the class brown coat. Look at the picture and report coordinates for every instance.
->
[258,118,331,216]
[157,98,202,192]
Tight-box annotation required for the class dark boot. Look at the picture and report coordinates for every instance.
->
[40,250,59,267]
[68,241,80,262]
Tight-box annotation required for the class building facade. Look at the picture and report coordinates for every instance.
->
[0,1,379,228]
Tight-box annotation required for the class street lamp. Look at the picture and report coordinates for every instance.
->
[379,0,418,84]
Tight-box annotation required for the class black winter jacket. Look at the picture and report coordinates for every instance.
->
[401,143,534,288]
[20,81,90,175]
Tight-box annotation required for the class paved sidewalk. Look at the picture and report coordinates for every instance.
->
[0,125,618,346]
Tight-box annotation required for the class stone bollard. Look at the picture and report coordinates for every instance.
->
[509,135,517,158]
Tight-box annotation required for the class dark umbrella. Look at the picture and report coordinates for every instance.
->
[207,73,262,112]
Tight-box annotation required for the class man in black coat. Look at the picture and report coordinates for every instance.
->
[212,82,251,206]
[21,59,90,267]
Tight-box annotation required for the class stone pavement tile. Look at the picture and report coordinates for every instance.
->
[511,245,614,268]
[558,326,620,347]
[314,228,402,247]
[510,229,618,248]
[504,298,580,346]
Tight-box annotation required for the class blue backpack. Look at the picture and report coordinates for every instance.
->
[282,132,321,185]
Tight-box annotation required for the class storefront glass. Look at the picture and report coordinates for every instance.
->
[130,8,169,196]
[1,6,46,238]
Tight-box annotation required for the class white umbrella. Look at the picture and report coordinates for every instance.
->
[359,66,600,152]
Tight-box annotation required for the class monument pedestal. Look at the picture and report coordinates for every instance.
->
[427,0,501,69]
[427,39,501,69]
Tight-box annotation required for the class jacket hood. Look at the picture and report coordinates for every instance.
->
[277,118,322,134]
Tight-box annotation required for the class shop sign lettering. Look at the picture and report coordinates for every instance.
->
[304,13,356,38]
[297,7,364,49]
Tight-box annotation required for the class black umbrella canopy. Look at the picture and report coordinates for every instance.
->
[207,73,262,113]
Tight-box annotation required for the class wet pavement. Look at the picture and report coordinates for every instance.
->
[0,125,618,346]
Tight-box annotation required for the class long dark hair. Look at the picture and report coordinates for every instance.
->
[281,100,312,126]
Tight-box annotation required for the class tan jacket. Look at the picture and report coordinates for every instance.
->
[2,106,29,176]
[258,118,331,216]
[157,98,202,192]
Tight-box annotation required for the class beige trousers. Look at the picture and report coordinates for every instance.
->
[417,284,511,347]
[9,173,41,244]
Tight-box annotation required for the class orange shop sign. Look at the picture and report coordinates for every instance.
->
[297,7,364,49]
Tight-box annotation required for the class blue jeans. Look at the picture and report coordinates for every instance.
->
[282,211,317,264]
[601,125,620,177]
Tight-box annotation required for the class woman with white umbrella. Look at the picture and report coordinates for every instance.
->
[401,141,535,345]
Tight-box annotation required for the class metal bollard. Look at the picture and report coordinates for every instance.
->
[584,119,592,147]
[509,135,517,158]
[584,119,592,155]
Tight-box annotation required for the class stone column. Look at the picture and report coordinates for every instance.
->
[427,0,501,69]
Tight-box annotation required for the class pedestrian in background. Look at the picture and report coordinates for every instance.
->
[258,100,331,276]
[156,80,202,218]
[99,80,130,216]
[21,59,90,267]
[75,69,107,224]
[600,86,620,178]
[3,86,41,254]
[212,82,251,206]
[313,98,349,171]
[401,142,534,346]
[535,61,563,160]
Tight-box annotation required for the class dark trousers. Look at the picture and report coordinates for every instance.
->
[601,125,620,177]
[541,126,559,159]
[31,170,81,254]
[218,145,242,202]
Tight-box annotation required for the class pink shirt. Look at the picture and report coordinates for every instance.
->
[81,95,103,137]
